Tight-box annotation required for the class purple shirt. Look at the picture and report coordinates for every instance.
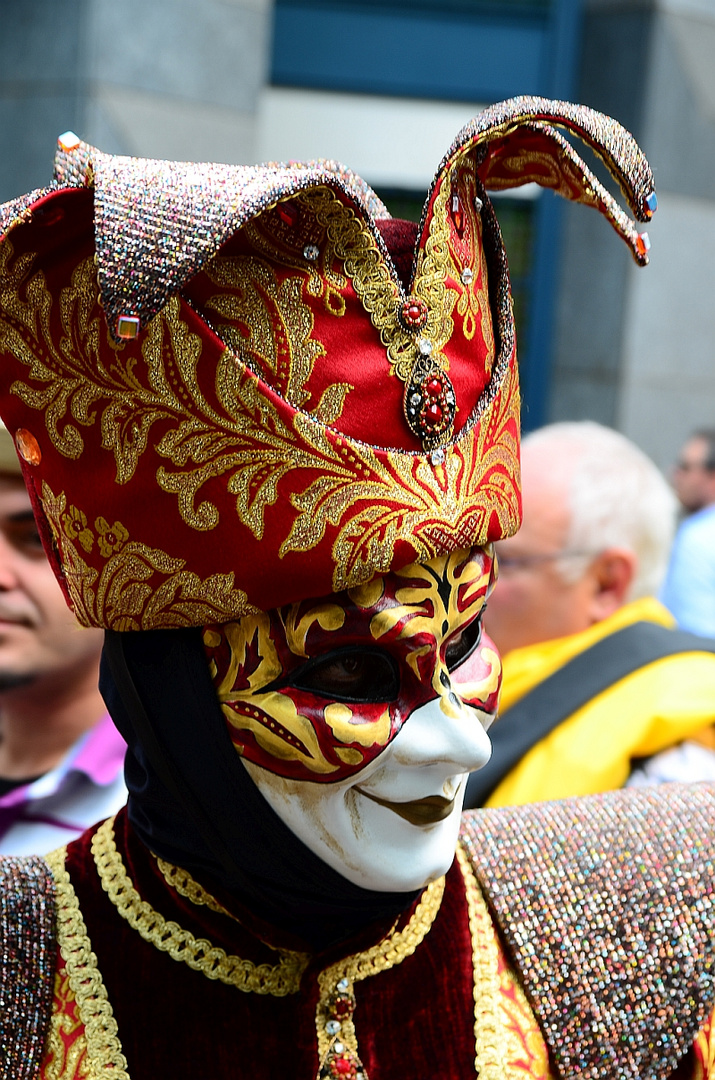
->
[0,713,127,855]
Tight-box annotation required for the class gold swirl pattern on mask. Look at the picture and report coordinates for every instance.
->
[369,550,493,686]
[283,601,347,658]
[40,482,256,630]
[209,613,347,775]
[209,600,392,777]
[323,702,392,749]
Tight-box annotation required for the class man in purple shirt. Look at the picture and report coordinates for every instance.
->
[0,423,126,854]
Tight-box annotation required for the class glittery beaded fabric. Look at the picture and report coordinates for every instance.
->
[0,188,55,237]
[460,784,715,1080]
[0,856,57,1079]
[46,96,655,335]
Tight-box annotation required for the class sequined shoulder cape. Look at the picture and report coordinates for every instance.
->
[0,856,56,1079]
[461,783,715,1080]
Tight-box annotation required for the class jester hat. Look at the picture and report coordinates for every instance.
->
[0,97,655,630]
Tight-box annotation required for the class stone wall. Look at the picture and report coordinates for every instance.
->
[551,0,715,470]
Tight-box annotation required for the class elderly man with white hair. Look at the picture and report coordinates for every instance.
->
[466,420,715,809]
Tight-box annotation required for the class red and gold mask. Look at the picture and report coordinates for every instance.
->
[203,546,500,782]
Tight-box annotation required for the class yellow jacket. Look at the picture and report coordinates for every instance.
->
[488,598,715,806]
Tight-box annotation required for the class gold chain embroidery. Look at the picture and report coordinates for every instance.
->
[44,845,131,1080]
[456,841,511,1079]
[304,186,456,386]
[314,875,445,1078]
[154,855,237,920]
[92,817,309,995]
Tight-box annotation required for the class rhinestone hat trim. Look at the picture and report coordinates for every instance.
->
[43,96,654,343]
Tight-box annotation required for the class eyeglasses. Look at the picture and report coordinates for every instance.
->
[495,550,597,572]
[674,461,712,473]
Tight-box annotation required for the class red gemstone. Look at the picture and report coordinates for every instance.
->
[426,377,443,397]
[400,297,427,329]
[334,997,354,1017]
[425,403,443,425]
[277,203,298,226]
[332,1057,354,1077]
[451,193,464,236]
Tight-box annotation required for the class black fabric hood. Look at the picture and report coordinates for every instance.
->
[100,627,418,950]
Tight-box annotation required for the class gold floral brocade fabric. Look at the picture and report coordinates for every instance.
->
[0,173,520,629]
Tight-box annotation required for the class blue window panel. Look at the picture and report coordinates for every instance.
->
[272,5,548,102]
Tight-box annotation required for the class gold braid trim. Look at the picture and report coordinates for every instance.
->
[315,874,445,1072]
[92,817,309,996]
[455,841,508,1079]
[154,855,237,921]
[44,845,131,1080]
[304,186,455,384]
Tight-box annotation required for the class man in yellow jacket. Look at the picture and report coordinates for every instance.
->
[466,421,715,809]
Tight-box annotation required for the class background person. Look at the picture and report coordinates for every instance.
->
[660,429,715,636]
[466,421,715,809]
[0,424,126,854]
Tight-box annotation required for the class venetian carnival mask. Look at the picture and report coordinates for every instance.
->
[203,546,501,890]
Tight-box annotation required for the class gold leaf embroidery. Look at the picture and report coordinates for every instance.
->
[283,377,519,593]
[42,968,91,1080]
[204,255,326,410]
[41,483,257,629]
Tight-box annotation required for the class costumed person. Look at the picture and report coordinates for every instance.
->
[0,420,126,855]
[1,99,714,1080]
[465,421,715,810]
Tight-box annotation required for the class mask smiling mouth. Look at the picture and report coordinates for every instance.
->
[355,788,456,826]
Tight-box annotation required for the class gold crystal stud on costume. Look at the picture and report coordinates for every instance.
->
[116,315,141,340]
[57,131,81,152]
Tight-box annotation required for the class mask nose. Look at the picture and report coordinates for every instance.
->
[389,692,493,774]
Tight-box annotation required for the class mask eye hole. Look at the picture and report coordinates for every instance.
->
[285,646,400,704]
[444,614,483,672]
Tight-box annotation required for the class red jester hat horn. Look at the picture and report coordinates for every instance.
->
[0,97,655,630]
